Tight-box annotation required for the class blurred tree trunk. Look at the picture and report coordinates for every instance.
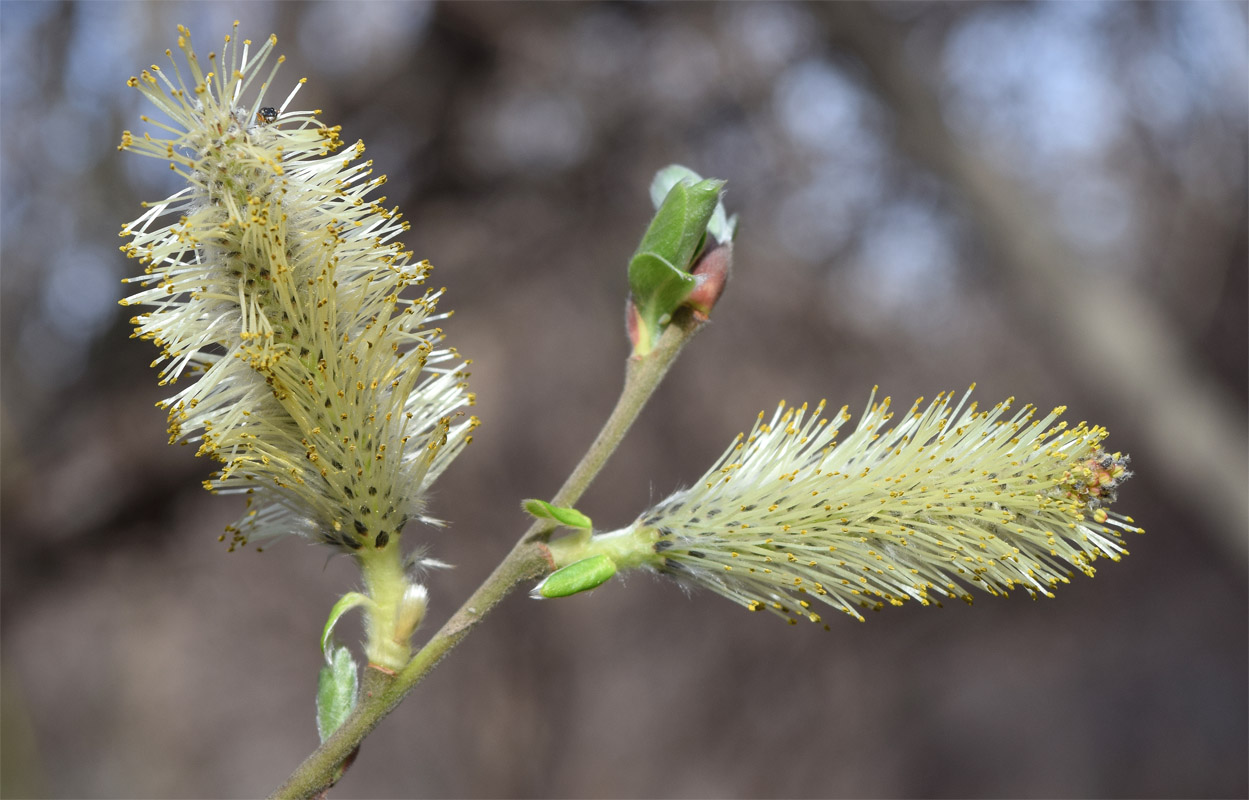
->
[818,2,1248,563]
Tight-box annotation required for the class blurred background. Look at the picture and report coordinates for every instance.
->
[1,2,1245,797]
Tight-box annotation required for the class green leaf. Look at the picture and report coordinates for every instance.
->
[628,169,727,355]
[316,644,359,743]
[321,591,371,661]
[634,179,724,346]
[522,499,593,529]
[533,554,619,598]
[632,178,724,278]
[627,252,698,332]
[649,164,735,245]
[648,164,703,209]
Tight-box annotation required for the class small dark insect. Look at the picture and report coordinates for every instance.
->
[256,107,278,124]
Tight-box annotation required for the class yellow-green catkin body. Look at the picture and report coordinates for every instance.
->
[119,24,477,552]
[120,25,475,668]
[595,387,1142,626]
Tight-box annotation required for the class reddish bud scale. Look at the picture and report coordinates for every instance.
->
[685,243,733,320]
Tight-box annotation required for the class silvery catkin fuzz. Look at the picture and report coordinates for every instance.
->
[119,24,477,556]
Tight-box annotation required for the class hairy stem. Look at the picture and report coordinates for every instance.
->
[270,310,705,799]
[355,543,412,671]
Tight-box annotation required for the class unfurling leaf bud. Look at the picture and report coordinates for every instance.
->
[627,166,731,356]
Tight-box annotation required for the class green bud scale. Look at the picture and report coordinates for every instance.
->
[533,554,619,599]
